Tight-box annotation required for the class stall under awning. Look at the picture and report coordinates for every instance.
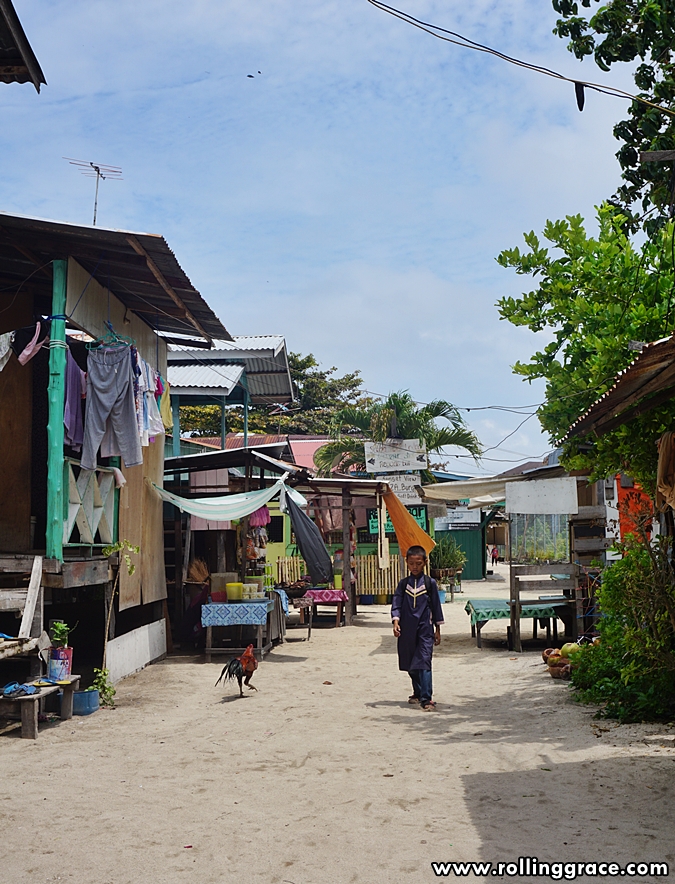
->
[422,476,516,503]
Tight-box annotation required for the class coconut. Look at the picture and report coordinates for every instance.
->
[548,664,567,679]
[547,654,564,667]
[542,648,556,663]
[560,642,581,658]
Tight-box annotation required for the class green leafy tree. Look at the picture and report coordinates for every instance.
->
[497,204,675,490]
[178,352,369,438]
[313,391,482,477]
[552,0,675,228]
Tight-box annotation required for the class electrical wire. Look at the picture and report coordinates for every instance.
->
[365,0,675,118]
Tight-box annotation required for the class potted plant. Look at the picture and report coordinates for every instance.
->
[48,620,76,680]
[430,535,467,583]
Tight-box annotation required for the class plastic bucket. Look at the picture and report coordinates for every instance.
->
[48,647,72,680]
[72,689,99,716]
[375,593,387,605]
[438,589,446,604]
[211,591,228,603]
[360,594,373,605]
[226,582,243,600]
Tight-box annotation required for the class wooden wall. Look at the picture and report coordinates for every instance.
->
[66,259,168,609]
[0,293,33,551]
[66,258,167,374]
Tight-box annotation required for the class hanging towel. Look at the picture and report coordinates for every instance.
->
[12,320,50,365]
[81,347,143,471]
[0,333,12,372]
[159,382,173,429]
[64,349,85,451]
[656,431,675,511]
[382,490,435,556]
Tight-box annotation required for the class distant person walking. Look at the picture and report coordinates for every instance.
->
[491,545,499,566]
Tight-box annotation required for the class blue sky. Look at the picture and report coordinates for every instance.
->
[4,1,636,472]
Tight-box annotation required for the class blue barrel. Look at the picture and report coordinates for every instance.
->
[72,689,100,715]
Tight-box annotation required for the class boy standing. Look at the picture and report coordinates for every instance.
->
[391,545,443,711]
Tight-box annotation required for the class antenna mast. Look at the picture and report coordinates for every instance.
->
[63,158,123,225]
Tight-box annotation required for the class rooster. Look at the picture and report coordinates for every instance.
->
[215,644,259,697]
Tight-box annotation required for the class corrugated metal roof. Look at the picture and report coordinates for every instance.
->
[168,362,244,395]
[0,212,231,341]
[567,336,675,438]
[0,0,45,91]
[168,334,294,404]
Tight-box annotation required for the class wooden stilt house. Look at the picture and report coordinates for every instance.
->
[0,213,229,683]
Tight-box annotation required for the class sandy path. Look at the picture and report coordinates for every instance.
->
[2,583,674,883]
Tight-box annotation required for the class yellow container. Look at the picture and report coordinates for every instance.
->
[226,582,243,600]
[376,593,387,605]
[334,573,342,589]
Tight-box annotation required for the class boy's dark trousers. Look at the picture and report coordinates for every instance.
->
[409,669,433,704]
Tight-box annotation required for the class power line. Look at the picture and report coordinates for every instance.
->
[365,0,675,118]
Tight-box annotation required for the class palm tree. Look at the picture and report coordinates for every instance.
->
[314,391,482,477]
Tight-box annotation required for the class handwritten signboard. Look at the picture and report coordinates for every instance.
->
[378,472,422,504]
[364,439,428,473]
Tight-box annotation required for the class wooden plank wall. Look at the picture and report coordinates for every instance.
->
[118,464,143,610]
[66,259,167,374]
[0,293,33,551]
[141,436,167,604]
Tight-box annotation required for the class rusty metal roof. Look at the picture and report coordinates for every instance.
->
[0,0,45,91]
[0,212,230,342]
[567,336,675,438]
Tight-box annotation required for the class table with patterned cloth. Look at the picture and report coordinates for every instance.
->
[464,598,572,648]
[202,601,276,662]
[302,589,349,627]
[273,588,289,617]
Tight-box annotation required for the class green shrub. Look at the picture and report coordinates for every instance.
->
[570,506,675,721]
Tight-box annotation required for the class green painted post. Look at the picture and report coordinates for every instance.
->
[46,259,68,560]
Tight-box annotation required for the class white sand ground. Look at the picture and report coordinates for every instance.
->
[2,567,674,884]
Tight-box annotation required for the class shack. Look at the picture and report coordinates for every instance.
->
[0,212,229,683]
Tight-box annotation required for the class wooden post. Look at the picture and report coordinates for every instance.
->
[243,388,249,448]
[240,460,250,582]
[220,397,227,449]
[172,394,181,457]
[342,487,353,624]
[46,260,68,561]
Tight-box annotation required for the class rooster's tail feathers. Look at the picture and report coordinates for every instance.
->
[215,658,245,687]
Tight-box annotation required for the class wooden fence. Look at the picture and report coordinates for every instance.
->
[276,554,403,593]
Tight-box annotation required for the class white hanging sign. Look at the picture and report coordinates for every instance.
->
[378,472,422,504]
[365,439,428,473]
[505,477,579,515]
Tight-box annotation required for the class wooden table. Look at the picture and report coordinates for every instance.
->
[302,589,349,627]
[202,600,278,663]
[464,599,573,649]
[0,675,80,739]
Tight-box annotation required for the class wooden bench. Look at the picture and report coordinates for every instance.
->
[0,675,80,740]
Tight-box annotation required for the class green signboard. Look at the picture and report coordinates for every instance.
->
[367,506,428,535]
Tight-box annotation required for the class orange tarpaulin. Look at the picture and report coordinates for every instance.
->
[382,490,435,557]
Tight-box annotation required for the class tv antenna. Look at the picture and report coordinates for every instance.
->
[64,158,123,226]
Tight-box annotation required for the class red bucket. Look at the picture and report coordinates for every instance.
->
[48,647,73,680]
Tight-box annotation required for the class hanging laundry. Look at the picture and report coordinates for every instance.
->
[159,380,173,429]
[64,349,85,451]
[12,320,50,365]
[0,333,12,373]
[81,347,143,471]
